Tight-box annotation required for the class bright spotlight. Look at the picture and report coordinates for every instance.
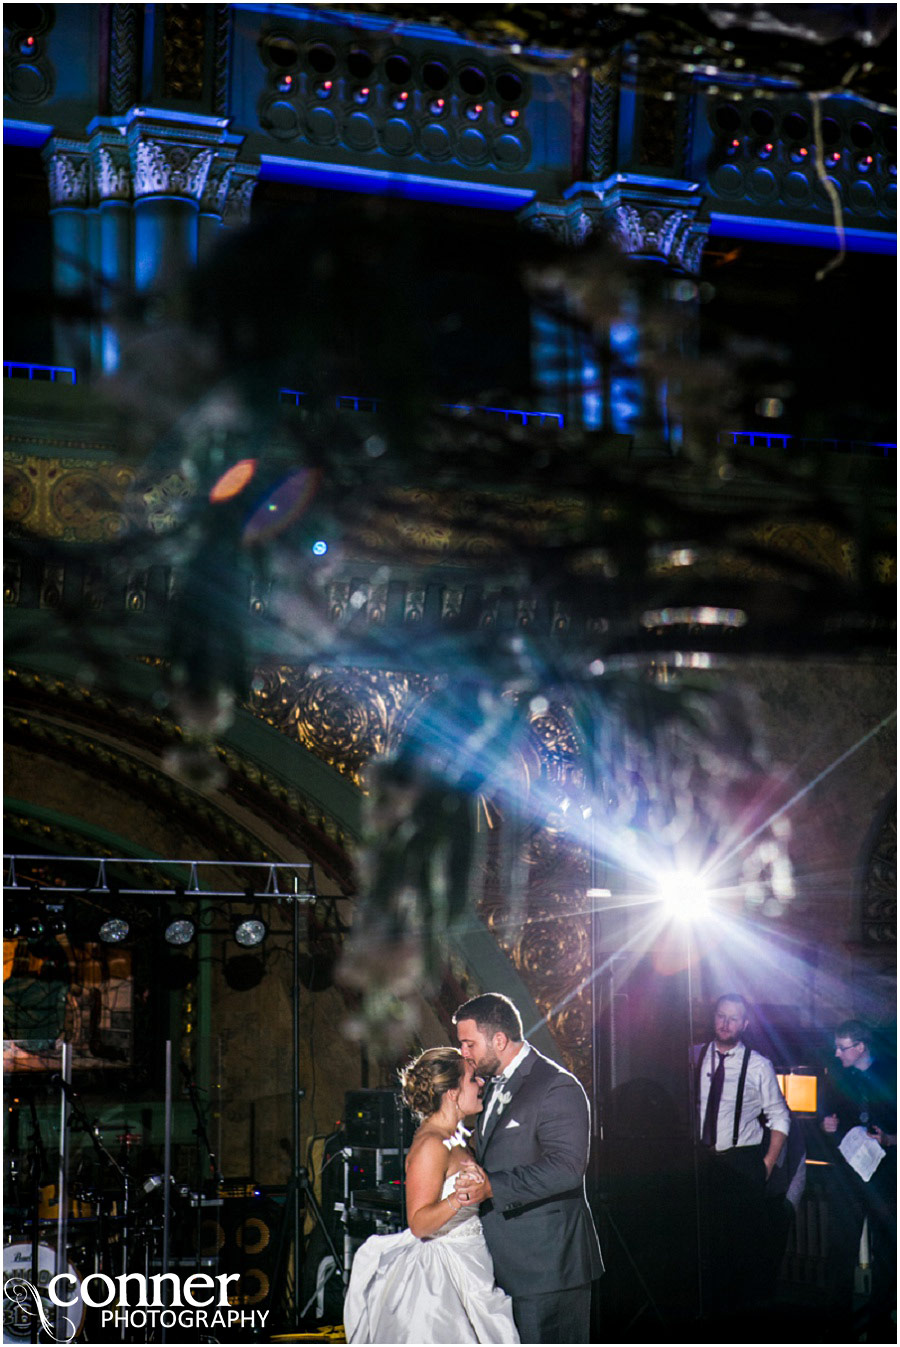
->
[233,916,267,948]
[657,869,709,920]
[99,917,130,943]
[165,917,196,947]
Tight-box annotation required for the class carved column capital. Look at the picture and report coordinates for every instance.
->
[90,134,133,203]
[130,135,214,201]
[199,151,238,215]
[222,163,260,228]
[42,141,92,209]
[519,197,604,248]
[611,203,707,274]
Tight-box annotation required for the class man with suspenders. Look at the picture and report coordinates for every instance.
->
[695,993,791,1318]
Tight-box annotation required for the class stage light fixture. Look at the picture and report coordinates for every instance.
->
[99,917,130,944]
[657,869,710,920]
[4,907,23,939]
[25,911,46,944]
[165,917,196,947]
[224,953,265,991]
[233,916,267,949]
[164,953,196,991]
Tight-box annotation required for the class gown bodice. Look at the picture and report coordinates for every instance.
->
[430,1170,481,1238]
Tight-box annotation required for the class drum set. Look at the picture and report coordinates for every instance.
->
[3,1084,215,1343]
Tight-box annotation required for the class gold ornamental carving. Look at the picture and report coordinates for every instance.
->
[3,454,132,541]
[163,3,206,102]
[247,666,434,785]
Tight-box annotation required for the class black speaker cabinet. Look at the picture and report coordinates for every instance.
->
[344,1089,414,1149]
[193,1193,283,1311]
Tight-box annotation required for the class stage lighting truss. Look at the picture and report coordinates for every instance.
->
[2,856,317,951]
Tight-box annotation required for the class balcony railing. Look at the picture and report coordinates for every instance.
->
[278,388,565,429]
[4,361,77,384]
[4,363,893,456]
[720,430,895,458]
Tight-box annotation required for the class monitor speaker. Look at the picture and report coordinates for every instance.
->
[194,1194,283,1310]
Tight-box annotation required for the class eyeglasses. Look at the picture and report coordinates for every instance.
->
[835,1041,862,1052]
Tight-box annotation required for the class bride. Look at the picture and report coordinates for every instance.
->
[343,1047,519,1344]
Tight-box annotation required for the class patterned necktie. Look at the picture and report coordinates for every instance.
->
[479,1077,499,1133]
[702,1051,727,1147]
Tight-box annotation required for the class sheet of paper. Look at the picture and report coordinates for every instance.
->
[838,1124,885,1182]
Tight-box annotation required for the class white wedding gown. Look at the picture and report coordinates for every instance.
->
[343,1172,520,1343]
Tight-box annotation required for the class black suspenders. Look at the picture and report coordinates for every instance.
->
[732,1044,751,1147]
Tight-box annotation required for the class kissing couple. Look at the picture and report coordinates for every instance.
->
[344,992,603,1344]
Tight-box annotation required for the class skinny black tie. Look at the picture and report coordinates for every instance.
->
[702,1051,727,1147]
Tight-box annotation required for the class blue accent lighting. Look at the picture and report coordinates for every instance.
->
[312,540,329,556]
[259,156,535,210]
[709,212,896,255]
[3,120,52,149]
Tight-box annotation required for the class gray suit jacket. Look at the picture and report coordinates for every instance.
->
[475,1045,604,1298]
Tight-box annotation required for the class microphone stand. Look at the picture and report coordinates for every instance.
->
[57,1075,129,1300]
[26,1094,50,1346]
[266,872,344,1339]
[180,1062,224,1271]
[57,1076,127,1186]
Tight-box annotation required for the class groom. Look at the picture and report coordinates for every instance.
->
[453,993,603,1344]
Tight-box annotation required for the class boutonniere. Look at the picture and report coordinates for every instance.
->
[447,1120,473,1149]
[494,1084,513,1113]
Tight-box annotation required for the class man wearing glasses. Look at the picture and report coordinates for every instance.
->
[821,1019,896,1338]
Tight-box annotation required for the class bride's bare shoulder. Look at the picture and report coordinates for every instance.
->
[406,1127,447,1165]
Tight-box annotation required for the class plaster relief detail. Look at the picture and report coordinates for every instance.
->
[95,145,133,202]
[44,149,92,209]
[133,139,215,200]
[247,666,433,785]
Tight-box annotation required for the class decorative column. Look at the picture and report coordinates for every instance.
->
[197,151,236,260]
[521,57,710,452]
[198,153,259,259]
[127,119,217,293]
[222,162,260,232]
[605,199,707,455]
[518,199,604,430]
[89,129,134,373]
[42,139,93,375]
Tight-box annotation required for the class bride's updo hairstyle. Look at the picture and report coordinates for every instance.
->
[399,1047,464,1121]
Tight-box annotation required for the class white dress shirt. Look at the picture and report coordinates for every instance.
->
[697,1040,790,1150]
[481,1041,531,1129]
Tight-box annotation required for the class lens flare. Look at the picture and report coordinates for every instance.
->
[656,868,709,920]
[242,468,321,544]
[209,458,257,503]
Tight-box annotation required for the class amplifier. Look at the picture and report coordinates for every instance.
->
[344,1090,413,1149]
[350,1186,403,1218]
